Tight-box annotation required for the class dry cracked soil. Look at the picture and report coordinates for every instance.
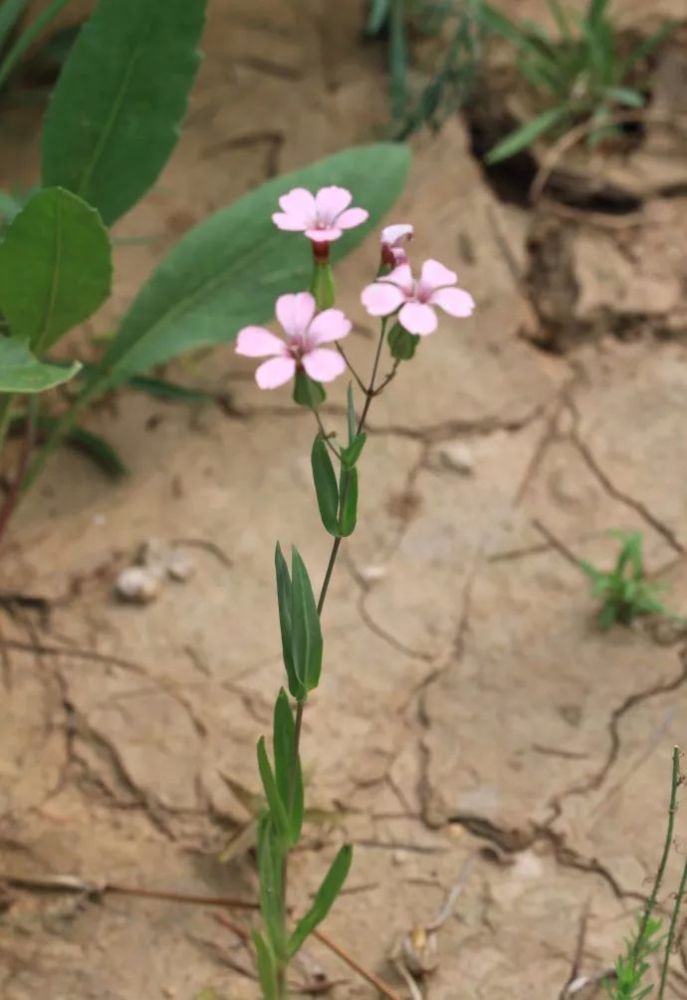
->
[2,1,687,998]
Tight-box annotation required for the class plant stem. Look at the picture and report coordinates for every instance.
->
[636,747,681,950]
[0,394,36,551]
[0,394,15,458]
[277,318,391,997]
[657,750,686,999]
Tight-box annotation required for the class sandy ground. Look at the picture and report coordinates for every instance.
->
[2,1,687,998]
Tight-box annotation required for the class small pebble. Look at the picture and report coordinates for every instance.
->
[392,849,408,866]
[437,441,474,474]
[359,564,387,585]
[115,566,161,604]
[167,549,195,582]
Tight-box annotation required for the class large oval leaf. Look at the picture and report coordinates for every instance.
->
[0,339,80,393]
[83,143,411,394]
[0,187,112,354]
[41,0,206,227]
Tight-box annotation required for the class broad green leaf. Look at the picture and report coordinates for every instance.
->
[338,467,358,537]
[291,548,323,693]
[288,845,353,957]
[41,0,206,226]
[252,930,278,1000]
[78,143,411,395]
[0,187,111,354]
[485,106,572,163]
[273,689,304,844]
[275,543,305,700]
[312,436,340,536]
[257,737,290,846]
[0,339,80,393]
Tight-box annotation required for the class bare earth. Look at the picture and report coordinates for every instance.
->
[2,1,687,998]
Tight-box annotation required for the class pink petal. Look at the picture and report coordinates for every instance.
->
[384,263,414,295]
[305,226,343,242]
[272,211,308,232]
[277,187,316,227]
[335,207,369,230]
[235,326,286,357]
[399,301,438,335]
[276,292,316,339]
[255,356,297,389]
[361,281,406,317]
[419,258,457,291]
[430,286,475,318]
[381,223,413,246]
[315,186,352,223]
[302,348,347,383]
[308,308,351,345]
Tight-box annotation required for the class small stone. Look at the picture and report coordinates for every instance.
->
[139,537,173,572]
[167,549,195,582]
[115,566,161,604]
[359,564,387,585]
[92,513,106,527]
[392,849,408,865]
[437,441,474,474]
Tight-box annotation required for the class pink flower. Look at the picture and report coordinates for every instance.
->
[361,258,475,335]
[235,292,350,389]
[273,186,369,243]
[381,223,414,266]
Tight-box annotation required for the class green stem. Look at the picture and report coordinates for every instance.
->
[21,384,91,494]
[657,751,687,999]
[637,747,680,950]
[0,0,73,92]
[276,318,390,998]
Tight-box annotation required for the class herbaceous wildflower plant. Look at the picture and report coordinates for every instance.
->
[238,189,474,997]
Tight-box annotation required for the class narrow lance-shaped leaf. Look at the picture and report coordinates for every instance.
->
[340,433,366,469]
[257,816,287,961]
[288,845,353,957]
[0,339,80,393]
[257,737,291,846]
[485,105,572,164]
[42,0,207,226]
[0,187,112,354]
[275,543,306,700]
[311,436,340,536]
[76,143,411,395]
[273,689,304,844]
[338,467,358,538]
[290,548,323,693]
[252,930,278,1000]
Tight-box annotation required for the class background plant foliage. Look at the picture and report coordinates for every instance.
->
[0,0,410,502]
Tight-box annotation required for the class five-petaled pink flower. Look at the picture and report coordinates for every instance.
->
[273,186,369,243]
[235,292,350,389]
[361,259,475,335]
[381,223,414,267]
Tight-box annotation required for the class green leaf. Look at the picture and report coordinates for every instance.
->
[341,433,366,469]
[310,261,335,310]
[346,384,357,444]
[275,543,306,701]
[252,930,278,1000]
[365,0,391,35]
[388,322,420,360]
[0,0,30,55]
[291,548,323,694]
[338,467,358,538]
[124,374,214,404]
[621,21,675,76]
[0,187,112,355]
[605,86,645,108]
[257,737,291,845]
[273,689,303,844]
[485,105,572,163]
[77,143,411,395]
[598,602,618,630]
[287,845,353,957]
[293,371,326,410]
[0,339,80,393]
[312,436,340,536]
[62,423,128,476]
[41,0,206,226]
[0,0,72,93]
[257,816,286,961]
[389,0,409,121]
